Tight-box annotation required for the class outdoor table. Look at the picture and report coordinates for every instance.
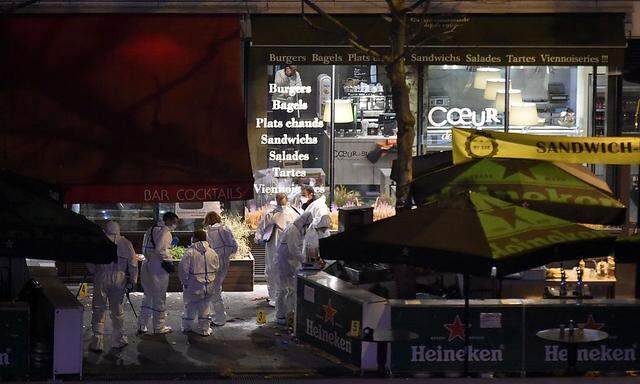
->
[350,329,419,377]
[536,328,609,373]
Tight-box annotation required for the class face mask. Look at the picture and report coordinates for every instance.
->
[300,196,309,204]
[169,223,177,230]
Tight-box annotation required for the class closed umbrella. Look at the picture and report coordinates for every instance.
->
[0,170,116,264]
[409,156,625,226]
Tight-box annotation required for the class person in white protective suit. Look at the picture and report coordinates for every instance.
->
[300,185,330,222]
[275,211,315,325]
[203,211,238,326]
[254,193,300,307]
[88,221,139,352]
[179,229,219,336]
[138,211,179,334]
[302,214,332,264]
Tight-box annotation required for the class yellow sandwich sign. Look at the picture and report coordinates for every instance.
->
[452,128,640,165]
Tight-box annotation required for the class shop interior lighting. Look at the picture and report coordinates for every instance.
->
[473,67,501,89]
[323,99,354,123]
[509,102,540,126]
[483,79,508,100]
[495,89,523,112]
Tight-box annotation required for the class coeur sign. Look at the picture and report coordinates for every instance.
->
[428,107,499,128]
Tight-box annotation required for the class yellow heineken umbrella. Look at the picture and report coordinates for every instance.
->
[410,156,625,226]
[320,191,616,277]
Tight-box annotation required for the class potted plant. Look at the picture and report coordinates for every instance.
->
[221,213,254,292]
[166,212,255,292]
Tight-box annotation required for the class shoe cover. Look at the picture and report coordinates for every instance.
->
[154,326,173,334]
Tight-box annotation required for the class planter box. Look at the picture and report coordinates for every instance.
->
[167,254,254,293]
[59,254,254,293]
[223,257,254,292]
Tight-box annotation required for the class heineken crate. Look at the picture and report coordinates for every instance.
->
[388,299,524,374]
[0,302,29,380]
[296,271,387,369]
[523,299,640,373]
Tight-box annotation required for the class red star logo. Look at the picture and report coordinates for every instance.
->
[323,300,337,323]
[579,314,604,330]
[444,315,466,342]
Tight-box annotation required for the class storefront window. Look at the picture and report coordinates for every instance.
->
[509,66,579,130]
[622,79,640,226]
[249,64,329,209]
[423,66,506,151]
[332,64,416,203]
[249,60,417,209]
[422,66,592,152]
[77,203,156,232]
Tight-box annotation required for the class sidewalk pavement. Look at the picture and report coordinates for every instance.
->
[77,283,356,380]
[75,284,640,382]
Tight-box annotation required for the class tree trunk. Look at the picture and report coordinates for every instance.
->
[386,1,416,211]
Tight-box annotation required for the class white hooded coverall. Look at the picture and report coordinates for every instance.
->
[206,223,238,325]
[304,195,330,222]
[179,241,219,334]
[275,212,313,322]
[139,220,173,331]
[88,221,138,348]
[255,204,299,303]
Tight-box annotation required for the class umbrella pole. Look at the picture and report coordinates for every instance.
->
[463,273,470,377]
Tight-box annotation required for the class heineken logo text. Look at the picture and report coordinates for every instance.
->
[306,319,352,354]
[545,345,636,362]
[490,229,607,257]
[412,345,503,362]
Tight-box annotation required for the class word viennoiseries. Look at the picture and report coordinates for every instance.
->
[452,128,640,165]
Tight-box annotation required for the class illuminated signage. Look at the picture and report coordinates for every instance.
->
[428,106,499,127]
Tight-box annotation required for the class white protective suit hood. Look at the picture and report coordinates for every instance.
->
[193,240,211,254]
[311,214,332,239]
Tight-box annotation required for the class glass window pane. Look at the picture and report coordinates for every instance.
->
[78,203,155,232]
[509,66,581,135]
[248,63,330,217]
[423,65,506,152]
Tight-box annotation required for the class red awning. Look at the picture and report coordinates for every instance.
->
[0,14,253,203]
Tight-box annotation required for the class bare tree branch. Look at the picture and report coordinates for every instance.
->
[301,0,387,61]
[384,0,404,23]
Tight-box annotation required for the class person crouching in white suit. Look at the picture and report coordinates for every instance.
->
[179,229,220,336]
[88,221,139,352]
[204,211,238,326]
